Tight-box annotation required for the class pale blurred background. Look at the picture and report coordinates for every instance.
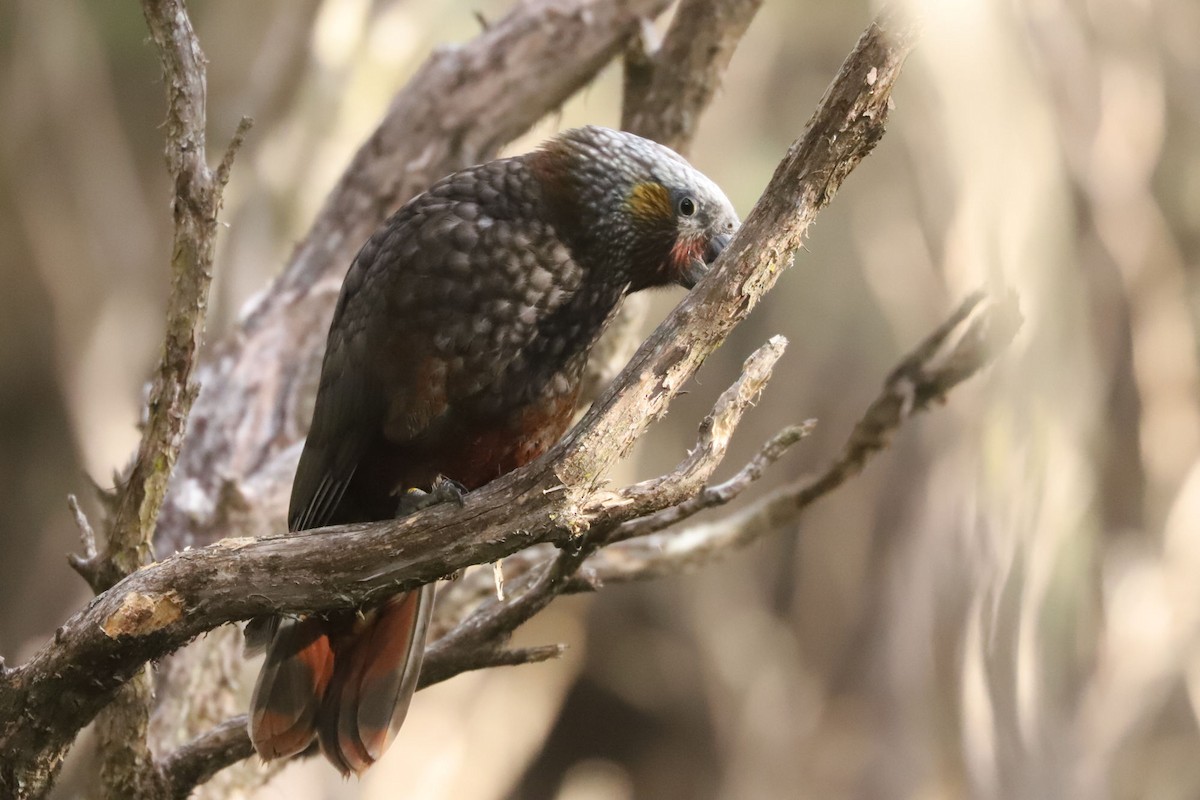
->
[3,0,1200,798]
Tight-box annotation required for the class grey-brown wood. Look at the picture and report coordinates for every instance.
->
[139,277,1021,790]
[73,1,252,797]
[0,11,925,798]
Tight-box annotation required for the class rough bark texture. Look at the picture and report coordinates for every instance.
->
[0,11,930,798]
[66,0,249,797]
[555,9,919,488]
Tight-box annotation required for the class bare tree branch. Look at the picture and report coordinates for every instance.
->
[425,337,792,670]
[159,284,1019,786]
[623,0,763,153]
[603,419,817,544]
[566,290,1024,589]
[158,716,255,800]
[0,7,920,797]
[66,494,98,570]
[85,0,248,590]
[554,8,919,490]
[65,1,253,797]
[425,291,1022,675]
[153,335,800,786]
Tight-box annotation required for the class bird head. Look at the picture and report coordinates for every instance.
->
[530,126,739,292]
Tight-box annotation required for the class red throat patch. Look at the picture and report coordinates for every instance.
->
[670,234,704,279]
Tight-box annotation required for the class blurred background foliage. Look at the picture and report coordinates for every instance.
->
[2,0,1200,797]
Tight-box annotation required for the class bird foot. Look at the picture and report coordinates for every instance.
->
[395,476,467,518]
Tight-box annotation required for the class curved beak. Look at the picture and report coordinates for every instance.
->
[680,232,732,289]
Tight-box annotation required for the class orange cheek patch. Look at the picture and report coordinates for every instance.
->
[627,181,672,221]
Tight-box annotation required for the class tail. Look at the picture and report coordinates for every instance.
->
[248,584,436,774]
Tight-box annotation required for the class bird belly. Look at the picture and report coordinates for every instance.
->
[403,386,581,490]
[343,386,581,520]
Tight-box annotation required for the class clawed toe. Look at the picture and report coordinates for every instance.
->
[431,476,467,507]
[395,476,467,518]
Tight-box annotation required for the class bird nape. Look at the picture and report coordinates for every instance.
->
[246,125,739,775]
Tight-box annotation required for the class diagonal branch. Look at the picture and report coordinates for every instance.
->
[157,285,1019,788]
[0,9,918,797]
[157,334,801,790]
[622,0,763,153]
[425,337,792,676]
[567,290,1024,588]
[554,8,919,493]
[158,716,256,800]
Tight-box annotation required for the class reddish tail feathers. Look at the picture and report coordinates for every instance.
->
[248,585,436,774]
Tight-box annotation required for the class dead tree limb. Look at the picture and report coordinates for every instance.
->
[153,287,1020,791]
[66,0,251,796]
[622,0,763,153]
[569,291,1023,586]
[0,7,924,798]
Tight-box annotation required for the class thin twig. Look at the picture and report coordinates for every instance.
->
[421,549,587,687]
[606,420,818,544]
[68,494,98,558]
[215,116,254,191]
[66,495,102,590]
[566,291,1024,590]
[584,336,790,527]
[432,336,792,671]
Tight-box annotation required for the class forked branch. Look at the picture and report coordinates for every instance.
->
[0,8,924,798]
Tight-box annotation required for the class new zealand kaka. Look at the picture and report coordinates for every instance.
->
[247,125,739,774]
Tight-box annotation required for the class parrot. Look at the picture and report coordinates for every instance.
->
[247,125,739,775]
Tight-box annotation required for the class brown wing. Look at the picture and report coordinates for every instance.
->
[287,156,579,531]
[286,248,387,532]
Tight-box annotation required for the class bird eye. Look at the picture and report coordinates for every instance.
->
[678,196,696,217]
